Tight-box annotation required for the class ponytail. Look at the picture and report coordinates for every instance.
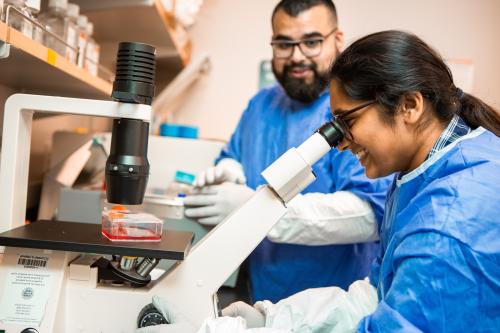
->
[459,92,500,136]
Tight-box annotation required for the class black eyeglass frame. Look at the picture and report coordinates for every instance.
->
[270,27,338,59]
[334,101,376,141]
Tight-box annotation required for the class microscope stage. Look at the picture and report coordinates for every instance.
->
[0,220,194,260]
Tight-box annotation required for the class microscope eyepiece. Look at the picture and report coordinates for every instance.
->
[317,121,345,148]
[112,42,156,105]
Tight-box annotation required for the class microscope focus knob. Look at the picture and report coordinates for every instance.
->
[137,303,169,328]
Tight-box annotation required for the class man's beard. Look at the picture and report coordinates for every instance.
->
[272,62,330,104]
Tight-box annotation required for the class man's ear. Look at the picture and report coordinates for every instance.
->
[335,30,344,52]
[400,91,425,125]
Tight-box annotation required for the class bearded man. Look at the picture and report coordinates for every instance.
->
[184,0,391,303]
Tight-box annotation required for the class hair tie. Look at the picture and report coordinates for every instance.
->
[455,87,465,100]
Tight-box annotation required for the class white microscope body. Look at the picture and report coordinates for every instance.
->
[0,93,337,332]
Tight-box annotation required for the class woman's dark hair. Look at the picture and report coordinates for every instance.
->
[330,30,500,136]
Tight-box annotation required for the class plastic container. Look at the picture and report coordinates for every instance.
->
[159,123,199,139]
[75,14,88,67]
[165,182,191,198]
[159,123,181,137]
[29,0,44,43]
[141,194,185,220]
[101,205,163,242]
[64,2,78,63]
[38,0,68,56]
[84,22,100,75]
[23,0,40,39]
[165,171,195,198]
[1,0,30,36]
[178,125,198,139]
[174,170,195,185]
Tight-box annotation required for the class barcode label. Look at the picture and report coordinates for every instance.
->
[17,256,48,268]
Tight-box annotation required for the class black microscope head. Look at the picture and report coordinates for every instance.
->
[106,42,156,205]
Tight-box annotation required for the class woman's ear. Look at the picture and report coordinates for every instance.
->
[399,91,425,126]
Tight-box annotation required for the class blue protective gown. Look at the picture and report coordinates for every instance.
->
[217,84,392,303]
[359,128,500,332]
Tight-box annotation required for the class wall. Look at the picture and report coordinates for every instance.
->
[337,0,500,110]
[173,0,278,140]
[174,0,500,141]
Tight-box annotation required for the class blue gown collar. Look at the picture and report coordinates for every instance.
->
[396,127,486,186]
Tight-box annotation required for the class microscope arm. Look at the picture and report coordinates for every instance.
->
[152,131,333,326]
[0,94,151,234]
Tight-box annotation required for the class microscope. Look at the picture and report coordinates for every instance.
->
[0,42,347,332]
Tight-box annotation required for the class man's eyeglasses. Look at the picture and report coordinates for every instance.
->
[271,27,338,59]
[334,101,375,141]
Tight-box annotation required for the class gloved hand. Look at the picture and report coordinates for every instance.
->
[255,279,378,332]
[221,301,266,328]
[194,158,246,188]
[136,296,197,333]
[184,182,254,225]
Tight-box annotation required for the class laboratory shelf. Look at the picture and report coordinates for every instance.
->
[73,0,191,90]
[0,21,112,99]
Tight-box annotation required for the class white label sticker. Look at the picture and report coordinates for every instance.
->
[17,255,48,269]
[0,267,53,325]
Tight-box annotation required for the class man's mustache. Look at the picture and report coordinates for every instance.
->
[285,63,316,72]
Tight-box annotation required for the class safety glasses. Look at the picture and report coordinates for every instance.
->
[334,101,375,141]
[270,28,338,59]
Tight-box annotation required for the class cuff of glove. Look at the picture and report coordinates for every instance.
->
[253,300,274,326]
